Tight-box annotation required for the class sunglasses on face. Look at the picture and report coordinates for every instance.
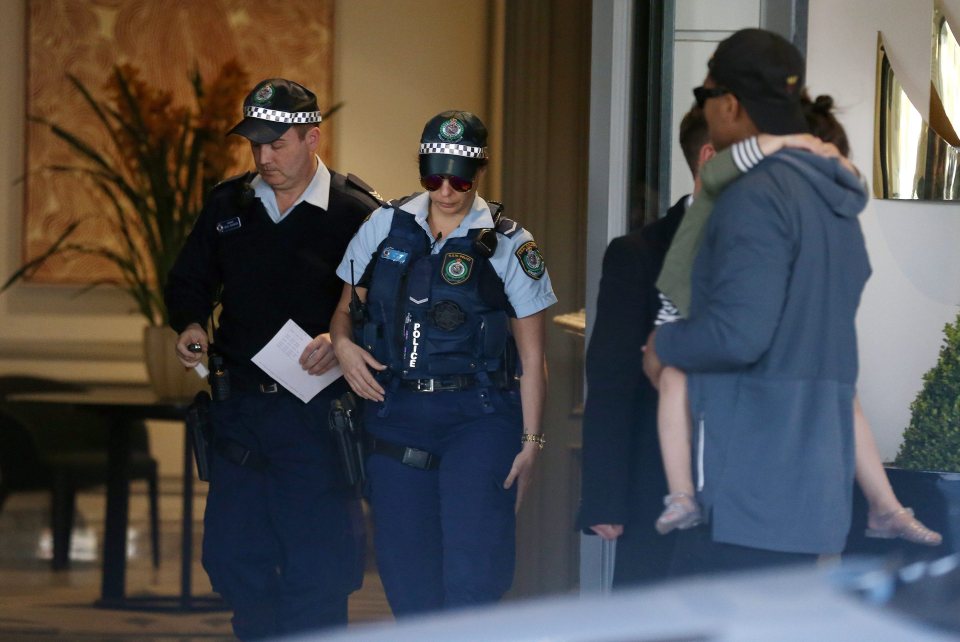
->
[693,85,731,109]
[419,174,474,193]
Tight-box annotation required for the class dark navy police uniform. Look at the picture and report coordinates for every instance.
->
[336,192,556,614]
[165,159,379,638]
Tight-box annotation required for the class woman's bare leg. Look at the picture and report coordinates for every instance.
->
[855,396,941,545]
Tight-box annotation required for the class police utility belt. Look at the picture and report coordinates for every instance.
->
[186,390,270,483]
[186,354,283,482]
[366,435,439,470]
[397,373,480,392]
[330,392,440,474]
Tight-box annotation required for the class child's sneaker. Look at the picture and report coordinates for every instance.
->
[655,492,702,535]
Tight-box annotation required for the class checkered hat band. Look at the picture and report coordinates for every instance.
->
[419,142,487,159]
[243,106,322,124]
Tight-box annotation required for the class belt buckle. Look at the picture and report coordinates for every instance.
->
[260,382,279,394]
[416,379,435,392]
[401,447,431,469]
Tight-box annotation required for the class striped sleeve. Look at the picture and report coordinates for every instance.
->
[730,136,765,173]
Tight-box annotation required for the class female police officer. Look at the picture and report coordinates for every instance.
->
[329,110,556,615]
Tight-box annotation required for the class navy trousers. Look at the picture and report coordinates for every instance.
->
[365,385,522,616]
[203,383,364,640]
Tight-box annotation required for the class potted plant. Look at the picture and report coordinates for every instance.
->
[3,61,249,398]
[845,311,960,558]
[896,312,960,473]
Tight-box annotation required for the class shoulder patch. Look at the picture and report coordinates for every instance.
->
[515,240,545,280]
[346,173,385,205]
[496,217,521,238]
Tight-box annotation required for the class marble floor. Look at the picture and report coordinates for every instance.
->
[0,479,391,640]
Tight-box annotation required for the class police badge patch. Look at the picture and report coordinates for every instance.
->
[253,83,274,105]
[441,252,473,285]
[515,241,545,280]
[438,118,465,143]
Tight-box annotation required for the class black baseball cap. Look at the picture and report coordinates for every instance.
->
[228,78,322,144]
[708,29,809,135]
[418,111,488,181]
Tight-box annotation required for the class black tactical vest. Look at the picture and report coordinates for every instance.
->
[361,209,513,379]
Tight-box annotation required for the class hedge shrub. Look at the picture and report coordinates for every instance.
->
[895,312,960,472]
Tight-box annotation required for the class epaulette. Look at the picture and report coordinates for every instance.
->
[496,216,521,238]
[387,192,421,211]
[211,171,256,193]
[208,171,257,210]
[345,173,385,206]
[483,200,519,238]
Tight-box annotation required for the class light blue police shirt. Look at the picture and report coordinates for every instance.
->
[336,192,557,318]
[252,155,330,223]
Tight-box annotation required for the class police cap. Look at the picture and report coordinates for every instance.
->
[228,78,322,144]
[418,111,488,181]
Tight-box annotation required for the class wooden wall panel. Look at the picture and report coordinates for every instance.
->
[24,0,334,284]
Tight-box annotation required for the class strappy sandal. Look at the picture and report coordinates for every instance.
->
[865,507,943,546]
[655,492,702,535]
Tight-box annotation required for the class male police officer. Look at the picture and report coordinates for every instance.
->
[165,78,380,639]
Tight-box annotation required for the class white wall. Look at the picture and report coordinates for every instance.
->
[670,1,763,201]
[808,0,960,460]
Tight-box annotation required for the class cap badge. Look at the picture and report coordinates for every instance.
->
[441,252,473,285]
[253,83,275,105]
[438,118,465,143]
[515,241,545,280]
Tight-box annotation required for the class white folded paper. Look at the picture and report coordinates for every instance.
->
[251,319,343,403]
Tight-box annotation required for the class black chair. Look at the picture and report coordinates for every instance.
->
[0,376,160,570]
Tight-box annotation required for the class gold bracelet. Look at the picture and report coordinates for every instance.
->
[521,433,546,450]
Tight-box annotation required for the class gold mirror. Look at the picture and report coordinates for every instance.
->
[874,5,960,201]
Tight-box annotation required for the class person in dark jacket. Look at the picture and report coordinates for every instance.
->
[165,78,380,639]
[578,106,712,585]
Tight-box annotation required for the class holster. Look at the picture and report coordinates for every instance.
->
[186,390,213,482]
[329,391,366,492]
[494,335,521,389]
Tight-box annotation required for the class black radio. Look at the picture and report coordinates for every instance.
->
[208,351,230,401]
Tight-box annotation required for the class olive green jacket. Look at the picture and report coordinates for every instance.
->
[655,148,743,317]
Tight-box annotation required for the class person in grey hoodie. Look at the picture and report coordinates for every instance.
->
[643,29,872,574]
